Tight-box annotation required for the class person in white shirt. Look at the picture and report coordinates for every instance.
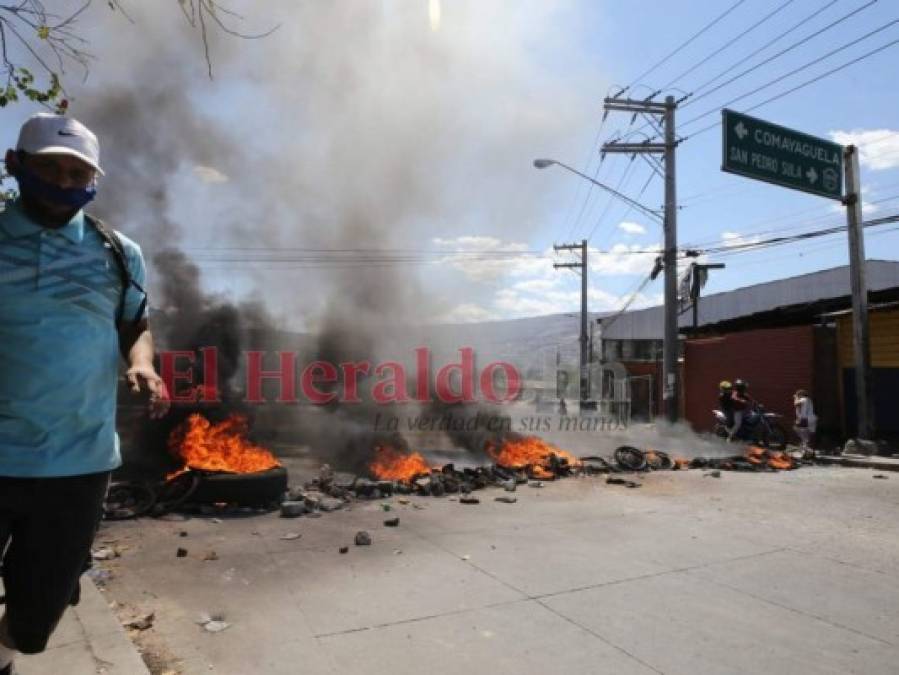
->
[793,389,817,449]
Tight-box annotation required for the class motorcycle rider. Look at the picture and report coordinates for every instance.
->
[729,379,754,441]
[718,381,735,431]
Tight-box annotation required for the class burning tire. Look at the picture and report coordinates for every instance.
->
[614,446,647,471]
[184,466,289,507]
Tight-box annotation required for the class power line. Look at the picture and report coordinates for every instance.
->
[561,114,609,241]
[680,17,899,131]
[627,0,848,142]
[660,0,800,91]
[684,0,879,111]
[684,33,899,139]
[696,212,899,256]
[626,0,749,89]
[575,156,638,240]
[591,169,656,244]
[687,0,841,100]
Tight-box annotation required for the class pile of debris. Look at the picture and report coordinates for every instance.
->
[602,444,803,474]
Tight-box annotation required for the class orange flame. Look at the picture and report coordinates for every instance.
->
[744,445,794,470]
[486,436,580,473]
[368,445,432,482]
[167,413,280,479]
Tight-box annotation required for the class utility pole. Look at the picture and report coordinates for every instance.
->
[554,240,589,408]
[602,94,681,422]
[844,145,874,440]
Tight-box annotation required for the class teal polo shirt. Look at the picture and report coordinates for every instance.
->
[0,199,147,477]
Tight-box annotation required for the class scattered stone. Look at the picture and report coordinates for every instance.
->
[179,531,188,538]
[873,474,889,479]
[529,481,544,488]
[704,470,722,479]
[176,547,188,558]
[319,497,345,512]
[196,612,229,633]
[279,532,302,541]
[124,612,155,631]
[333,472,357,490]
[319,464,334,485]
[286,487,306,502]
[393,549,403,555]
[91,547,118,561]
[397,497,410,505]
[280,501,306,518]
[501,479,517,492]
[202,551,219,562]
[606,477,641,488]
[844,439,878,456]
[203,620,230,633]
[461,554,471,561]
[355,531,372,546]
[460,496,480,505]
[339,546,349,554]
[494,496,517,504]
[86,568,113,585]
[210,518,222,524]
[384,517,400,527]
[381,503,392,511]
[302,493,322,509]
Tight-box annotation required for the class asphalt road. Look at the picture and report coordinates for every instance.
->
[79,464,899,675]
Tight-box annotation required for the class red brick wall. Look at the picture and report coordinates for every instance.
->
[684,325,815,432]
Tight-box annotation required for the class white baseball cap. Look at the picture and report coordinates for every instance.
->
[15,113,103,175]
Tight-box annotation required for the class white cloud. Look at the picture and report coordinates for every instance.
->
[429,234,665,322]
[618,221,647,235]
[512,278,560,293]
[829,129,899,171]
[439,303,492,324]
[431,235,542,282]
[193,165,229,183]
[828,185,880,215]
[590,243,661,276]
[720,231,761,248]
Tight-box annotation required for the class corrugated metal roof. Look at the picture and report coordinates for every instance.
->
[600,260,899,340]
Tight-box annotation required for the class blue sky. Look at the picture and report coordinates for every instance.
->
[1,1,897,327]
[526,0,899,314]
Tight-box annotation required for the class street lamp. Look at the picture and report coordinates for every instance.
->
[533,158,662,223]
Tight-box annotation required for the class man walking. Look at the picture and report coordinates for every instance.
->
[0,113,168,674]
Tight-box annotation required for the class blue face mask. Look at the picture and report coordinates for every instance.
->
[13,161,97,210]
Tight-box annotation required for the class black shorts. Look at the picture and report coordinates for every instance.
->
[0,471,110,654]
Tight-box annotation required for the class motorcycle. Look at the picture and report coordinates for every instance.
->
[712,404,786,449]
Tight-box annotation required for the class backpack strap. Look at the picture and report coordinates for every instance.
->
[84,214,147,327]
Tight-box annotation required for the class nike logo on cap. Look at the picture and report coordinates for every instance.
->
[58,130,79,137]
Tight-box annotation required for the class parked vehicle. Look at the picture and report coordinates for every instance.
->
[712,404,787,449]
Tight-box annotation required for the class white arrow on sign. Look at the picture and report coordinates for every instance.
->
[734,121,748,140]
[806,167,818,184]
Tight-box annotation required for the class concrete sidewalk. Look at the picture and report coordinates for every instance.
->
[12,576,148,675]
[86,464,899,675]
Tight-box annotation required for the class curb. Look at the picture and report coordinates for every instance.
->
[17,577,149,675]
[816,455,899,473]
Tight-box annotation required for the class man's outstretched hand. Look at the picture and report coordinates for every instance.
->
[125,363,170,419]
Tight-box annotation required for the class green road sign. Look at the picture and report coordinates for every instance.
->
[721,109,844,200]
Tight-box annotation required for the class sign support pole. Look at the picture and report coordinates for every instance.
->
[844,145,874,441]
